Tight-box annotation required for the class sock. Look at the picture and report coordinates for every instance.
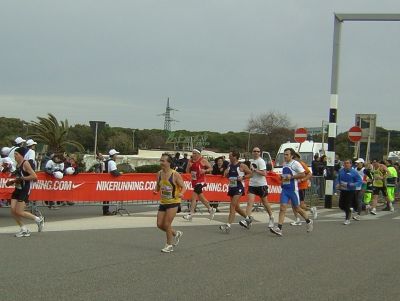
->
[21,225,27,231]
[278,224,282,230]
[34,216,41,222]
[227,223,231,227]
[306,219,311,224]
[296,217,301,222]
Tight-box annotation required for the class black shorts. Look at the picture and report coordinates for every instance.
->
[193,183,206,194]
[298,189,305,202]
[248,186,268,198]
[158,203,181,213]
[228,186,245,197]
[11,189,30,203]
[373,186,387,196]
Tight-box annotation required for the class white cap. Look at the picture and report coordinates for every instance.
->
[14,137,26,145]
[1,147,11,156]
[192,149,201,154]
[109,149,120,156]
[53,171,64,179]
[355,158,365,164]
[26,139,37,147]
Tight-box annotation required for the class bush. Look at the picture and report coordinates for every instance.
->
[135,164,161,173]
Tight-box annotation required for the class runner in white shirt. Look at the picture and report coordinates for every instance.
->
[239,147,274,229]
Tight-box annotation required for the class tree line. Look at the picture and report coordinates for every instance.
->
[0,114,399,160]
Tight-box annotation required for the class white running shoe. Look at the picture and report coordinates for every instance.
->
[268,216,274,228]
[219,224,231,233]
[161,244,174,253]
[36,216,45,232]
[343,219,351,225]
[290,220,302,226]
[173,231,183,246]
[306,219,314,232]
[352,215,360,221]
[15,229,31,238]
[209,207,217,220]
[370,208,377,215]
[183,214,192,221]
[270,226,282,236]
[311,207,318,220]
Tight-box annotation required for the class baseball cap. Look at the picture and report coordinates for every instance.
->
[1,147,11,156]
[192,149,201,154]
[355,158,365,164]
[15,137,26,145]
[109,149,120,156]
[26,139,37,147]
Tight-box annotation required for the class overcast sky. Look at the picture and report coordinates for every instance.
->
[1,0,400,134]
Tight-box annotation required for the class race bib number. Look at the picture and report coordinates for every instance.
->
[229,177,238,187]
[191,171,197,181]
[161,185,173,199]
[282,175,290,185]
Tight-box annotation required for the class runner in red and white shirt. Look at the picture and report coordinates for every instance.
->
[183,149,216,221]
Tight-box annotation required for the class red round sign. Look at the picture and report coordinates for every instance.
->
[348,126,362,142]
[294,128,308,143]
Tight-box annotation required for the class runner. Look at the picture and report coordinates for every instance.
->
[154,153,186,253]
[384,160,397,212]
[219,150,252,233]
[370,160,388,215]
[183,149,216,221]
[239,147,274,230]
[290,152,315,226]
[336,159,362,225]
[6,147,44,237]
[352,158,366,220]
[270,148,313,236]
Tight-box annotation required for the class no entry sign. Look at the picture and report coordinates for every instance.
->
[294,128,308,143]
[348,126,362,142]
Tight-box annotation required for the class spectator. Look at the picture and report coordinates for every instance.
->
[172,152,180,170]
[25,139,38,170]
[44,153,65,209]
[8,137,26,166]
[102,149,121,215]
[211,156,227,212]
[311,154,321,176]
[176,153,189,173]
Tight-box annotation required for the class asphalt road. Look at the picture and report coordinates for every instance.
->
[1,204,399,301]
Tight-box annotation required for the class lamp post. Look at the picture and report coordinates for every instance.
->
[89,121,106,156]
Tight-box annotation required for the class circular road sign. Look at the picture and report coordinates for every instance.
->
[294,128,308,143]
[348,126,362,142]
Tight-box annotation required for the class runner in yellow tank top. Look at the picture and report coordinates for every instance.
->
[154,153,186,253]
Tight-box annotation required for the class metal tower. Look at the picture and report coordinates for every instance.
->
[159,98,178,131]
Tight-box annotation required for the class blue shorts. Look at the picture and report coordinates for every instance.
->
[280,189,300,207]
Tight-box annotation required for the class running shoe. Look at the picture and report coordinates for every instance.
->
[306,219,314,232]
[183,214,192,221]
[209,207,217,220]
[173,231,183,246]
[343,219,351,225]
[390,205,395,212]
[239,218,252,229]
[311,206,318,220]
[352,215,360,221]
[219,224,231,233]
[268,216,275,228]
[290,220,302,226]
[36,216,45,232]
[269,226,282,236]
[370,208,377,215]
[15,229,31,238]
[161,244,174,253]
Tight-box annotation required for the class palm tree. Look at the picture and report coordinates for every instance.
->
[28,113,84,153]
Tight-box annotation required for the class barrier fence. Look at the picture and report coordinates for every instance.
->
[0,172,283,203]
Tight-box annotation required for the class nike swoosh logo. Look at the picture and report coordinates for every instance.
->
[72,183,85,189]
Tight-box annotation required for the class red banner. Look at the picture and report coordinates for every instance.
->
[0,172,282,202]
